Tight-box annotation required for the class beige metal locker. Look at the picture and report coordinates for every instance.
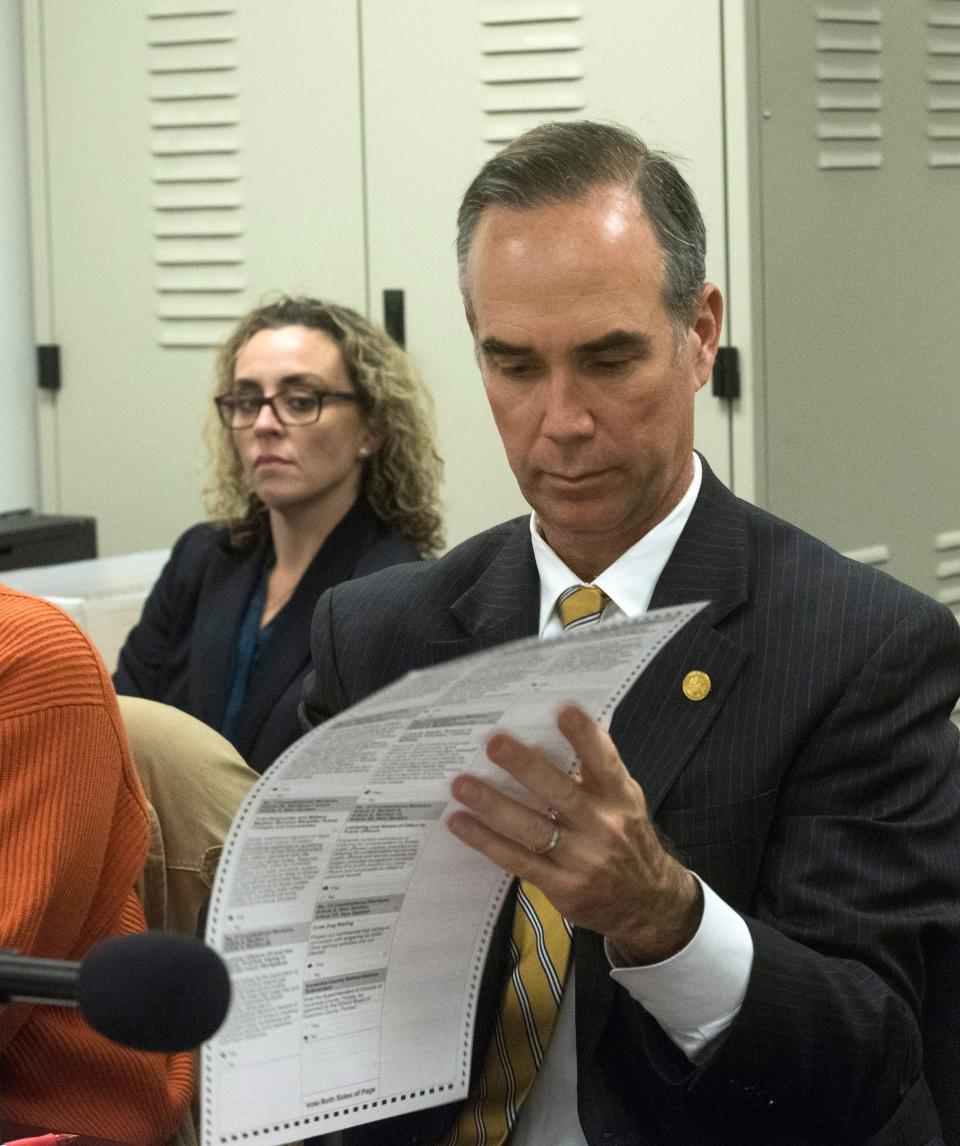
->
[751,0,960,605]
[25,0,738,555]
[360,0,734,547]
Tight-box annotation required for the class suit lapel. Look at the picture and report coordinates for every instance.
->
[577,459,752,1062]
[424,517,541,661]
[610,620,748,808]
[648,455,750,624]
[425,468,752,804]
[617,455,751,811]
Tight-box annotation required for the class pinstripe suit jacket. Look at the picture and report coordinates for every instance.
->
[303,457,960,1145]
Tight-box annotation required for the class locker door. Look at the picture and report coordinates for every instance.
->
[360,0,732,548]
[29,0,366,554]
[754,0,960,603]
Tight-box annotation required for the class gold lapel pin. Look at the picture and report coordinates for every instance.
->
[682,670,712,701]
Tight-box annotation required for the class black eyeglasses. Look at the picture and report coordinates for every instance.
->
[215,387,359,429]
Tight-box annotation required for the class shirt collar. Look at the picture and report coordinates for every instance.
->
[530,452,702,635]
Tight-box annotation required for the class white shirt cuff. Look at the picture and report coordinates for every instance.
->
[606,874,753,1062]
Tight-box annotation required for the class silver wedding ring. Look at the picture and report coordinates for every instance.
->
[530,824,561,855]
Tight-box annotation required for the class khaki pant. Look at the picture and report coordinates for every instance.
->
[120,695,258,938]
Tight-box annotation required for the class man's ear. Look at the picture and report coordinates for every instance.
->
[690,283,724,390]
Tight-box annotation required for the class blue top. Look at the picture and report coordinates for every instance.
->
[219,570,273,743]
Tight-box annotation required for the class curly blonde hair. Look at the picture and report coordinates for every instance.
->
[204,296,444,555]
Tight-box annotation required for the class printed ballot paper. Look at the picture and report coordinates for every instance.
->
[203,601,705,1146]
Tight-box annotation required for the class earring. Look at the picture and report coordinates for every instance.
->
[358,446,369,458]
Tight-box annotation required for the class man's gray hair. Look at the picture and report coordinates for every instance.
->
[456,120,707,340]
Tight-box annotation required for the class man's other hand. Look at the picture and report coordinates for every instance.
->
[448,705,703,964]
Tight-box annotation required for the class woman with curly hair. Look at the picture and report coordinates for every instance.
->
[115,296,443,773]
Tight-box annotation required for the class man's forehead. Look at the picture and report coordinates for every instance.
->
[465,191,664,311]
[467,244,665,353]
[469,187,656,257]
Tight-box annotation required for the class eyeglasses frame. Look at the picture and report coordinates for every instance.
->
[214,387,361,430]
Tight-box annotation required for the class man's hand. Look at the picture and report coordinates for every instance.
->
[447,705,703,964]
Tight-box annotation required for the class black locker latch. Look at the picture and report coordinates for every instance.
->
[711,345,740,400]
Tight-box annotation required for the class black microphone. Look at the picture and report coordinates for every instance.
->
[0,932,231,1053]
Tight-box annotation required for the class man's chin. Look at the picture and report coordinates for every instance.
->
[533,505,624,543]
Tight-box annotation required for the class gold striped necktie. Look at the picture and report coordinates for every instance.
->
[556,583,609,630]
[448,885,573,1145]
[449,586,608,1144]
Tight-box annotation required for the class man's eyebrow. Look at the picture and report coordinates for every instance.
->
[478,337,534,357]
[478,331,653,358]
[576,329,652,355]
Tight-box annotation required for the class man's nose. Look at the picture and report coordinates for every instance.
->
[539,372,593,441]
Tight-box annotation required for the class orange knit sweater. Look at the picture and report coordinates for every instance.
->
[0,586,193,1144]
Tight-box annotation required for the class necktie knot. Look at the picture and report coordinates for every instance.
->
[557,584,609,630]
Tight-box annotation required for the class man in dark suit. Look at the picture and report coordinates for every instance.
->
[302,121,960,1144]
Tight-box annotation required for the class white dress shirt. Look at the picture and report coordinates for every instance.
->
[510,453,754,1145]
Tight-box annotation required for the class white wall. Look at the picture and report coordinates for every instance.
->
[0,0,39,514]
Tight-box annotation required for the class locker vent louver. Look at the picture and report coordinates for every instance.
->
[147,2,245,348]
[479,2,585,146]
[934,530,960,616]
[927,2,960,168]
[814,4,884,170]
[841,544,891,567]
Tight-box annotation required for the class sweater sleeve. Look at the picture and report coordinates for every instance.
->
[0,701,137,1048]
[0,588,193,1144]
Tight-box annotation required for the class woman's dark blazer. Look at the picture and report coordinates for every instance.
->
[113,498,420,773]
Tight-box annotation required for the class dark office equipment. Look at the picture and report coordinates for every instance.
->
[0,509,97,572]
